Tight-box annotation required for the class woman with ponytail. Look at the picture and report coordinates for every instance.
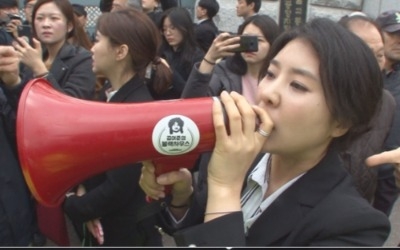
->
[62,8,172,246]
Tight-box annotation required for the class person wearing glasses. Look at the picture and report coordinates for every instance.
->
[158,7,204,99]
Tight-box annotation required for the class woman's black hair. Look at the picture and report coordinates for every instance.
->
[97,8,172,95]
[261,18,383,150]
[159,7,200,75]
[168,117,184,134]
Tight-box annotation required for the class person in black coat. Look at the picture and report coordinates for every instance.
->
[159,7,204,99]
[8,0,96,101]
[374,10,400,216]
[62,8,172,246]
[1,0,96,246]
[194,0,220,53]
[0,0,20,46]
[338,13,399,215]
[139,18,391,246]
[0,46,35,246]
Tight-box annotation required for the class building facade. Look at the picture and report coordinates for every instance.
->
[37,0,399,35]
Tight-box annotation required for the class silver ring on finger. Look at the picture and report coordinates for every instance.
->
[257,128,270,138]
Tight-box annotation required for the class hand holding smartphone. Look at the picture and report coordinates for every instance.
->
[229,35,258,53]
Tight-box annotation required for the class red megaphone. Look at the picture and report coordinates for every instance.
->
[17,78,218,207]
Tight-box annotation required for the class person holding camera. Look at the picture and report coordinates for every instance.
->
[0,45,36,247]
[1,1,96,246]
[182,14,280,105]
[0,0,21,45]
[8,0,95,100]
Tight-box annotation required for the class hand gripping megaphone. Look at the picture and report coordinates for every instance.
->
[17,79,218,207]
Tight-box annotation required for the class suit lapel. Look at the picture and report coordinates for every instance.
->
[246,150,347,245]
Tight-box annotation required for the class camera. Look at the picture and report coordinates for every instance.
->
[229,35,259,53]
[0,14,22,28]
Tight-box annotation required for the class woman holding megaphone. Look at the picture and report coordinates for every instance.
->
[139,18,391,246]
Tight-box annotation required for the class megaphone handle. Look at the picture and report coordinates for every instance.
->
[146,154,199,203]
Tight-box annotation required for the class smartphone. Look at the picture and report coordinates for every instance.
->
[229,35,258,53]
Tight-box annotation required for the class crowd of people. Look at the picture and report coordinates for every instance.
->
[0,0,399,247]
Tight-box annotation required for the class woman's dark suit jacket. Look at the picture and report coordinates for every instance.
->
[160,149,391,246]
[63,75,162,246]
[3,42,96,109]
[0,89,35,246]
[42,43,96,100]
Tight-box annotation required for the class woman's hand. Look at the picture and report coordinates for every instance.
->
[13,37,47,76]
[5,18,22,39]
[208,91,273,195]
[86,218,104,245]
[199,33,241,74]
[75,184,104,245]
[204,33,240,63]
[203,91,273,221]
[0,45,21,86]
[139,161,193,205]
[366,148,400,188]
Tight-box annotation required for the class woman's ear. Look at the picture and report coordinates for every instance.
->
[115,44,129,61]
[331,122,350,138]
[67,22,73,34]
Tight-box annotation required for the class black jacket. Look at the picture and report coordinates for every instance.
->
[63,75,162,246]
[383,62,400,151]
[161,46,204,99]
[40,43,96,100]
[159,150,390,246]
[3,43,96,111]
[0,29,13,45]
[194,19,219,53]
[0,88,35,246]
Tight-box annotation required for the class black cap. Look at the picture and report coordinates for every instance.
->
[376,10,400,33]
[0,0,18,9]
[72,4,87,17]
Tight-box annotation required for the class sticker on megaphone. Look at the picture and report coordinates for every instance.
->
[152,115,200,155]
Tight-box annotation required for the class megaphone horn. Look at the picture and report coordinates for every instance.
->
[17,79,218,207]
